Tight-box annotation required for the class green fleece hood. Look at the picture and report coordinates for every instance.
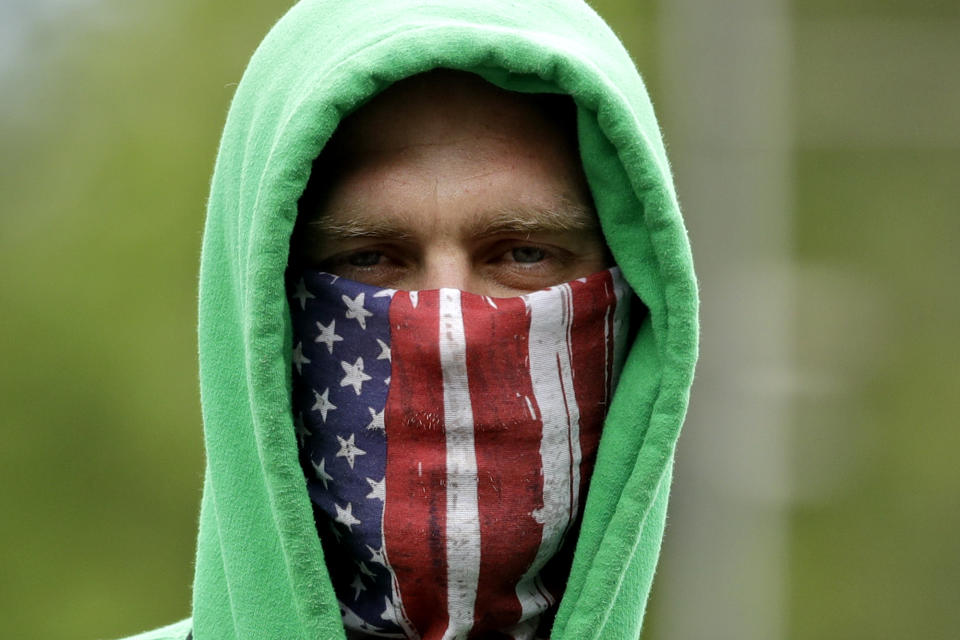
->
[126,1,698,638]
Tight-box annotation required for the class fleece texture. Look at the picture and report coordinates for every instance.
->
[125,0,699,638]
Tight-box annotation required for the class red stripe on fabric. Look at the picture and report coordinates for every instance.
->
[567,271,617,503]
[461,293,544,637]
[384,290,448,639]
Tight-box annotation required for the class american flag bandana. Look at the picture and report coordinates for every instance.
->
[288,268,630,640]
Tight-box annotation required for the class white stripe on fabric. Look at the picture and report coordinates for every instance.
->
[438,288,480,640]
[561,283,582,532]
[503,616,540,640]
[514,283,580,619]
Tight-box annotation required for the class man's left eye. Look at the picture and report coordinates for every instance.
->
[509,246,546,263]
[347,251,383,267]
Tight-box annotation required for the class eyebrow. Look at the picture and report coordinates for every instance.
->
[308,199,600,240]
[308,212,415,240]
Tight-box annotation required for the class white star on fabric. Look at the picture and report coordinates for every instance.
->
[356,559,376,578]
[335,433,366,469]
[365,476,385,502]
[384,376,391,385]
[342,292,373,330]
[376,338,391,361]
[350,574,367,600]
[340,357,372,395]
[339,602,392,635]
[365,407,385,432]
[294,413,311,447]
[366,544,388,567]
[292,342,311,374]
[312,457,333,489]
[311,388,336,422]
[314,319,343,354]
[292,278,315,309]
[380,596,399,623]
[334,501,361,531]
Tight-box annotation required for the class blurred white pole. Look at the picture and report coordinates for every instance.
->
[655,2,793,640]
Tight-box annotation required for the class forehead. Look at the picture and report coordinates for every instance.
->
[296,70,596,241]
[327,70,578,158]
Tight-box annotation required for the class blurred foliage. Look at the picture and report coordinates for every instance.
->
[790,2,960,638]
[0,2,289,637]
[1,0,957,639]
[790,150,960,637]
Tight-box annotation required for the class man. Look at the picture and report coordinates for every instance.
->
[287,70,624,640]
[122,1,698,639]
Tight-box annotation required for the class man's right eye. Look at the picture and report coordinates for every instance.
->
[347,251,383,267]
[510,246,547,264]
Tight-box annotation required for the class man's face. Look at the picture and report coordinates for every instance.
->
[293,71,610,297]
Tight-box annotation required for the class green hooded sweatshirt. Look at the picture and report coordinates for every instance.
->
[122,1,698,638]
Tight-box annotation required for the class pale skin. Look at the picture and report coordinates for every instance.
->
[292,70,611,296]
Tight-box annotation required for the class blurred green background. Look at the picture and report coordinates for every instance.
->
[1,1,957,639]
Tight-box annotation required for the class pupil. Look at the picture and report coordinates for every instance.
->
[512,247,544,263]
[349,251,381,267]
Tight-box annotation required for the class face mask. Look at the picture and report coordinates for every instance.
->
[289,268,630,640]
